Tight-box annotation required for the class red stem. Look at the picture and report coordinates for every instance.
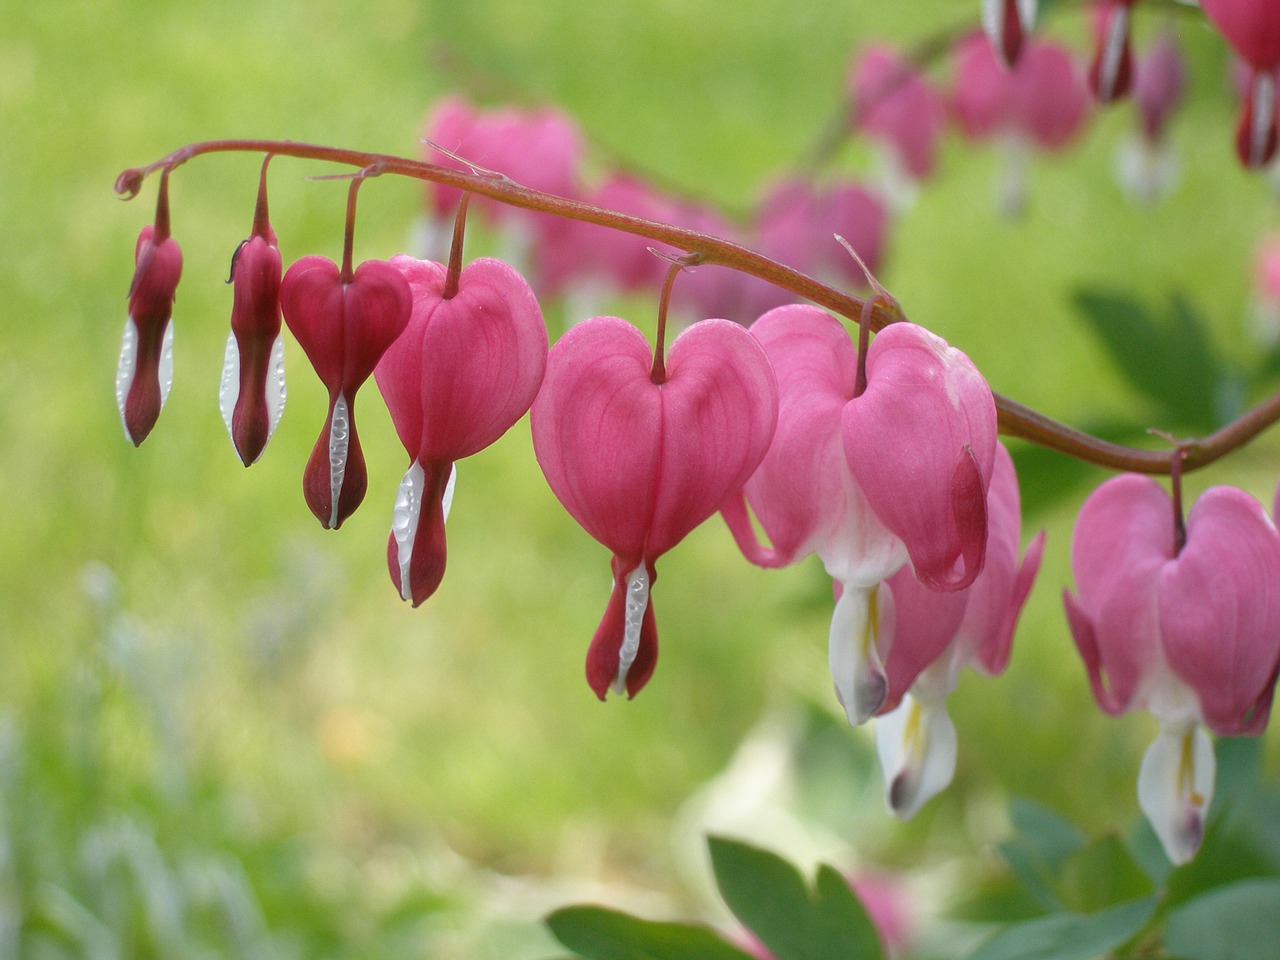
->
[117,139,1280,477]
[442,193,471,300]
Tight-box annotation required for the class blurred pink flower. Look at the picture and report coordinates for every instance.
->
[1201,0,1280,167]
[850,46,948,182]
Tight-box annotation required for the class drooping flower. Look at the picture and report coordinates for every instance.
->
[117,179,183,446]
[850,46,948,197]
[280,256,411,529]
[531,316,778,699]
[721,305,997,726]
[1200,0,1280,167]
[950,31,1090,214]
[1064,474,1280,864]
[1089,0,1139,105]
[220,161,285,466]
[982,0,1038,69]
[874,443,1044,819]
[374,255,547,605]
[1115,31,1187,201]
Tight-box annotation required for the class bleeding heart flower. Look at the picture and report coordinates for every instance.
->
[220,171,285,466]
[532,315,778,699]
[280,256,412,529]
[850,46,948,187]
[1089,1,1138,105]
[117,219,182,446]
[374,255,547,605]
[1200,0,1280,167]
[1065,474,1280,864]
[721,305,996,727]
[982,0,1038,69]
[843,321,997,593]
[874,442,1044,819]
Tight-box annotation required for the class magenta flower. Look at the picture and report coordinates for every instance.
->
[1089,0,1138,105]
[280,256,412,529]
[373,255,547,605]
[531,316,778,699]
[1065,475,1280,863]
[850,46,948,185]
[1115,31,1187,201]
[117,219,182,446]
[220,173,285,466]
[951,32,1090,214]
[875,443,1044,819]
[721,305,997,726]
[1200,0,1280,167]
[981,0,1038,69]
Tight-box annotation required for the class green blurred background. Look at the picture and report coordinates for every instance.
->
[3,0,1279,956]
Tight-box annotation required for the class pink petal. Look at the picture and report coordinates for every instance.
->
[1067,474,1171,714]
[880,567,969,713]
[841,323,997,591]
[1158,486,1280,735]
[531,316,663,564]
[376,255,547,462]
[1201,0,1280,71]
[224,234,284,465]
[119,225,183,445]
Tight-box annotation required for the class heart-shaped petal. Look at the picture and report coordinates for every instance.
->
[842,322,996,591]
[376,255,547,463]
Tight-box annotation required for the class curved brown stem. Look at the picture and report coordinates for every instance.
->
[117,139,1280,477]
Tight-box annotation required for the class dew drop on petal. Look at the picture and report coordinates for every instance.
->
[266,334,286,440]
[158,320,175,408]
[328,392,351,531]
[218,331,241,442]
[392,459,425,602]
[115,318,139,441]
[612,563,650,696]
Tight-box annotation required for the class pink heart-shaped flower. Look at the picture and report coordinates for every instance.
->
[281,255,411,529]
[532,315,777,698]
[373,255,547,605]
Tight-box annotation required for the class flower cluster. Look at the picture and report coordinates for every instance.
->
[114,0,1280,862]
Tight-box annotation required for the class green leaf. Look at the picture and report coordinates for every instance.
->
[546,906,757,960]
[707,836,882,960]
[813,866,883,960]
[1163,880,1280,960]
[966,897,1157,960]
[1071,290,1223,432]
[1056,834,1154,913]
[998,799,1087,911]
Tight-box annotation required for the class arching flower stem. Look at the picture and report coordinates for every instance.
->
[117,139,1280,477]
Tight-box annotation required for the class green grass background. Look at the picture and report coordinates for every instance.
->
[3,0,1279,956]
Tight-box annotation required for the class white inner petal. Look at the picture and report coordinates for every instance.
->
[875,692,958,821]
[328,392,350,530]
[980,0,1001,46]
[1099,6,1130,102]
[115,318,139,441]
[392,460,425,601]
[1137,723,1215,867]
[266,334,286,441]
[828,583,888,726]
[158,320,174,408]
[1017,0,1036,30]
[218,331,240,441]
[441,462,457,523]
[611,563,650,696]
[1251,73,1277,168]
